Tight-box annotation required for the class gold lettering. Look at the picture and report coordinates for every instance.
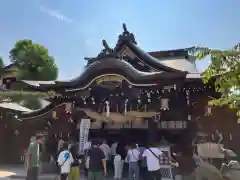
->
[96,75,124,84]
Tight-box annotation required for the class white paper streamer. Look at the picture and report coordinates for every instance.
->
[78,118,91,155]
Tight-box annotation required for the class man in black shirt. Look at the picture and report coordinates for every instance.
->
[87,139,107,180]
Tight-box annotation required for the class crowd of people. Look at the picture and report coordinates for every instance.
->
[25,135,168,180]
[82,139,164,180]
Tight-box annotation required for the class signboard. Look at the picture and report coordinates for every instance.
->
[78,118,91,155]
[95,75,124,84]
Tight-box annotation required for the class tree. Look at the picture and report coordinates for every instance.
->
[8,40,58,109]
[192,44,240,117]
[0,56,54,101]
[9,39,58,80]
[0,56,4,68]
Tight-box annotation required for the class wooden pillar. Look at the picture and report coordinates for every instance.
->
[147,118,158,145]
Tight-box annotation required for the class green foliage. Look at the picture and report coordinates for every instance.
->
[9,39,58,80]
[0,91,55,99]
[0,56,4,68]
[191,44,240,117]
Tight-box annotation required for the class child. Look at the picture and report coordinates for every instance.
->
[114,153,123,179]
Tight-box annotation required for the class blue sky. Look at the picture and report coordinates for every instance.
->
[0,0,239,80]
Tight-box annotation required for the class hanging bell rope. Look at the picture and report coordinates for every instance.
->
[105,101,110,117]
[124,99,128,115]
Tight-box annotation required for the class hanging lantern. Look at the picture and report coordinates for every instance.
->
[160,98,169,110]
[205,106,212,116]
[91,97,95,104]
[65,102,72,113]
[52,111,57,119]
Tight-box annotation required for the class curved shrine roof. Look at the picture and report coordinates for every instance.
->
[19,57,187,91]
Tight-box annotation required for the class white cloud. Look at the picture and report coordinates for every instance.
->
[40,6,73,23]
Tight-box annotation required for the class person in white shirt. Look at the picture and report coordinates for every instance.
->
[99,139,111,160]
[126,144,140,180]
[142,143,163,180]
[57,142,74,180]
[111,141,118,158]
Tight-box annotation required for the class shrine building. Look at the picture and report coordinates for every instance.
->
[4,24,240,171]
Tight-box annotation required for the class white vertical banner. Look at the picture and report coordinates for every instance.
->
[79,118,91,154]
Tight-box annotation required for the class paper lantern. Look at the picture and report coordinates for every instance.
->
[65,102,72,113]
[160,98,169,110]
[52,111,57,119]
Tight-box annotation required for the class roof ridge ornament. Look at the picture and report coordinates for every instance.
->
[84,40,119,67]
[115,23,137,50]
[123,23,127,32]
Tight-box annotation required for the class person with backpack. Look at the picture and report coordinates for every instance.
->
[57,142,74,180]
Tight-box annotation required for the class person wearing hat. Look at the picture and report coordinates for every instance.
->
[26,136,41,180]
[87,139,107,180]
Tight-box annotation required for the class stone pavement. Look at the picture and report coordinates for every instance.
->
[0,165,56,180]
[0,165,127,180]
